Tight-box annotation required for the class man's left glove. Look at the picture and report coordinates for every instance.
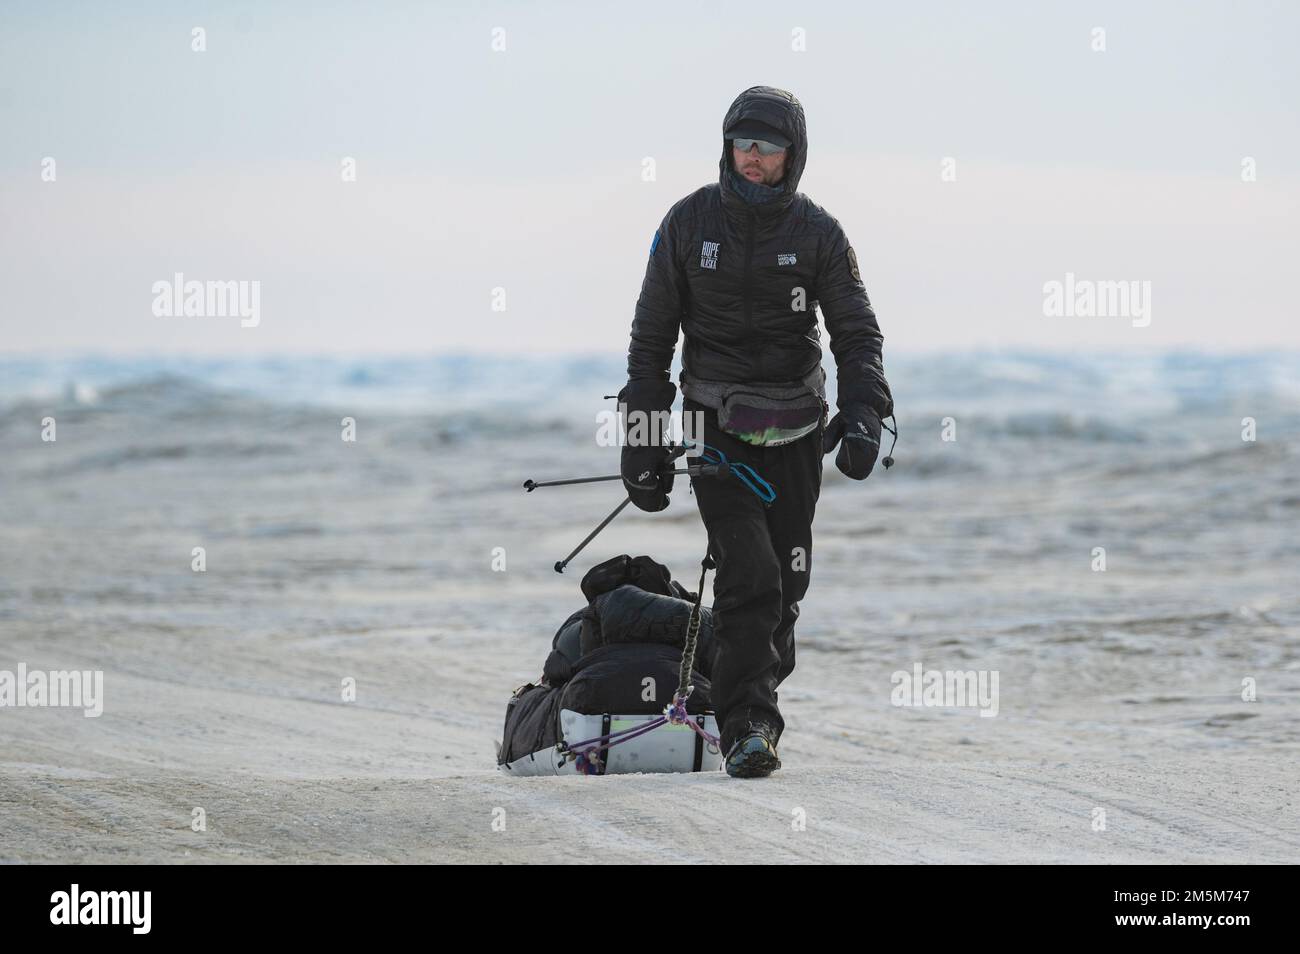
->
[618,380,677,512]
[823,403,881,480]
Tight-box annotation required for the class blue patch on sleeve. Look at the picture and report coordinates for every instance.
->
[650,230,661,256]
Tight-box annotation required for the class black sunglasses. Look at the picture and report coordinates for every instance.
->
[733,138,786,156]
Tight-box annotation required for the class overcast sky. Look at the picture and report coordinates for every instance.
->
[2,0,1297,356]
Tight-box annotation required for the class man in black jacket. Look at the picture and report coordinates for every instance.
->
[618,85,894,778]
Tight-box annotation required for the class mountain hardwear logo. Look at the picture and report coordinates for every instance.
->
[700,240,720,270]
[777,253,797,266]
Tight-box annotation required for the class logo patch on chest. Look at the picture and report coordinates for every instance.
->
[777,253,798,266]
[700,240,720,270]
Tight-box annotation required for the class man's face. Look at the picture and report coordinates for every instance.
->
[732,141,787,187]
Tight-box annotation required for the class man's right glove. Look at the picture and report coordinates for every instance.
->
[622,443,675,512]
[618,380,677,512]
[823,403,881,480]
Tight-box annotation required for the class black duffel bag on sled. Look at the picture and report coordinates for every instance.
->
[496,555,723,776]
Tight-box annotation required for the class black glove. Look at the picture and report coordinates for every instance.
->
[823,404,881,480]
[618,380,677,512]
[621,443,675,511]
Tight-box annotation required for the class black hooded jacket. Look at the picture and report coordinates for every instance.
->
[625,86,893,420]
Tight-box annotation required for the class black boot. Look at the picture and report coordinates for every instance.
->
[724,722,782,778]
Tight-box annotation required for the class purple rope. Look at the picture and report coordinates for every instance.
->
[666,693,721,747]
[683,716,721,748]
[563,716,666,752]
[565,717,669,774]
[559,706,721,773]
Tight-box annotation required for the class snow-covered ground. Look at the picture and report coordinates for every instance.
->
[2,353,1297,863]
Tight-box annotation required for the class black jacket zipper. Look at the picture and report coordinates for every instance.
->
[743,208,757,375]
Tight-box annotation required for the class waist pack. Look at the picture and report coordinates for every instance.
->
[682,365,829,447]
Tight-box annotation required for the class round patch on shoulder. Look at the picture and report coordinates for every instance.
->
[845,246,862,283]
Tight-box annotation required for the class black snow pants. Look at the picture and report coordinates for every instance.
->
[683,396,824,756]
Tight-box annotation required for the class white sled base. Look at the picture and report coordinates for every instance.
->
[500,708,723,776]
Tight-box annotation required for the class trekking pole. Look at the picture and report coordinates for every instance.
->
[524,444,718,573]
[522,461,716,492]
[523,444,716,492]
[523,441,772,573]
[552,495,634,574]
